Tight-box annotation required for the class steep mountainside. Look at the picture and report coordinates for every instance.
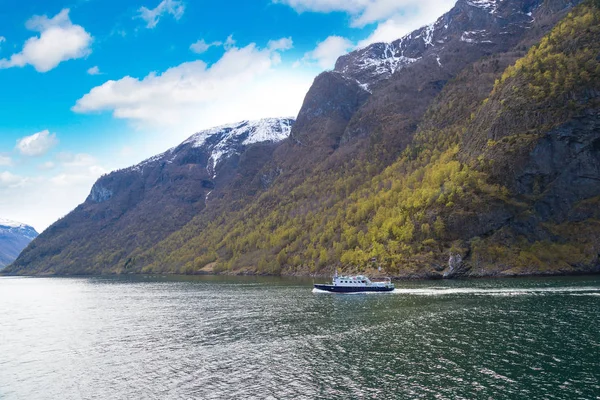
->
[0,219,38,269]
[6,119,293,274]
[137,0,595,277]
[7,0,598,277]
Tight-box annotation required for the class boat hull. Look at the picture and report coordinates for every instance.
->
[314,284,394,293]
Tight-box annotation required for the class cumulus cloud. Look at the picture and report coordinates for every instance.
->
[0,9,92,72]
[301,36,354,69]
[15,130,59,157]
[276,0,455,46]
[138,0,185,28]
[72,38,315,133]
[87,65,101,75]
[0,36,5,48]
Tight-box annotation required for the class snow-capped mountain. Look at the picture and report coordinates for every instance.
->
[182,118,293,177]
[7,117,295,275]
[334,0,539,87]
[124,118,294,179]
[0,218,38,269]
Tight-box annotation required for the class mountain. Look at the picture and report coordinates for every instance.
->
[0,219,38,269]
[7,0,599,277]
[5,118,293,275]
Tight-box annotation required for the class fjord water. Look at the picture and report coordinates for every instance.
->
[0,276,598,399]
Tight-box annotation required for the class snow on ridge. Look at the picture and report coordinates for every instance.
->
[242,118,294,145]
[465,0,500,13]
[184,117,294,149]
[0,218,27,229]
[0,218,37,239]
[125,117,294,177]
[198,117,294,176]
[128,148,176,173]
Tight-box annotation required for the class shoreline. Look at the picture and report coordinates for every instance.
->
[2,269,599,281]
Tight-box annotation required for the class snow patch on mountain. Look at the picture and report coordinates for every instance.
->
[184,118,294,176]
[125,118,294,179]
[347,42,421,82]
[0,219,38,240]
[460,30,491,43]
[0,218,26,229]
[185,118,293,149]
[466,0,501,13]
[422,22,436,47]
[129,149,176,173]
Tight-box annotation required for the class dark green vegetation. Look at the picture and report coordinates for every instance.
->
[6,0,600,276]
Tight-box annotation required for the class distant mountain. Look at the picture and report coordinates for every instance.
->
[0,219,38,269]
[8,0,599,278]
[6,118,293,274]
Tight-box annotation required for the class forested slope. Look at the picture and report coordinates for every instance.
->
[136,0,600,277]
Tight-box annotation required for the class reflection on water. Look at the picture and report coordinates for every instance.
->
[0,275,598,399]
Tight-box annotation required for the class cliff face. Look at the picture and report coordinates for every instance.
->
[8,0,599,277]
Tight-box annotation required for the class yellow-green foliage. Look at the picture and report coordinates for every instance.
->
[496,3,600,102]
[138,1,600,276]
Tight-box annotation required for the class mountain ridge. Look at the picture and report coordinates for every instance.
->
[6,0,599,277]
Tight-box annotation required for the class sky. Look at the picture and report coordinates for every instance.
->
[0,0,455,232]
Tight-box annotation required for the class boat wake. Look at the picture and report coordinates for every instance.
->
[312,287,600,296]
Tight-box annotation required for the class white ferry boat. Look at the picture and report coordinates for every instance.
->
[314,271,394,293]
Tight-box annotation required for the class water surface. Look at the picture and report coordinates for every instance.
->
[0,275,598,399]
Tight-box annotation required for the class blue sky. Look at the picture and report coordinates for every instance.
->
[0,0,454,231]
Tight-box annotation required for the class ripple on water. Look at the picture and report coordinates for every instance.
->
[0,276,599,399]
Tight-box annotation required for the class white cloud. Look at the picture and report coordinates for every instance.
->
[358,1,454,46]
[39,161,56,170]
[267,37,293,51]
[56,152,98,167]
[275,0,365,15]
[15,130,59,157]
[0,156,12,166]
[301,36,354,69]
[190,39,222,54]
[72,38,316,134]
[0,150,109,232]
[138,0,185,29]
[50,165,107,187]
[223,35,236,50]
[0,36,5,49]
[0,9,92,73]
[87,65,101,75]
[277,0,455,46]
[0,167,106,232]
[0,171,28,188]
